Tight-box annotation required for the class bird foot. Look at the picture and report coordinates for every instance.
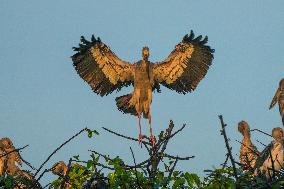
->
[150,135,156,147]
[138,134,143,144]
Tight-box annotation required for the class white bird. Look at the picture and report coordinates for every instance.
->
[254,127,284,178]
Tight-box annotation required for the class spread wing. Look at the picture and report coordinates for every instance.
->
[153,31,214,94]
[72,35,134,96]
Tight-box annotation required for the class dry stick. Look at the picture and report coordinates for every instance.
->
[268,148,276,179]
[221,153,230,169]
[163,158,178,188]
[89,150,148,169]
[0,144,29,158]
[235,140,260,156]
[20,156,38,171]
[162,153,194,160]
[250,129,272,137]
[34,127,87,178]
[256,140,267,147]
[102,127,151,145]
[42,183,51,189]
[72,159,115,170]
[218,115,238,180]
[35,168,51,187]
[130,147,142,189]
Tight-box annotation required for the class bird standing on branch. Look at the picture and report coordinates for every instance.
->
[238,121,259,172]
[72,31,214,146]
[254,127,284,178]
[0,137,22,176]
[269,78,284,126]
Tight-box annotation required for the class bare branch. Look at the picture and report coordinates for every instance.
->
[102,127,151,146]
[130,147,142,189]
[0,144,29,158]
[162,153,195,160]
[34,127,87,178]
[251,129,272,137]
[218,115,238,181]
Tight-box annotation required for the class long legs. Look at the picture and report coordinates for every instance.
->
[148,109,155,146]
[138,112,143,144]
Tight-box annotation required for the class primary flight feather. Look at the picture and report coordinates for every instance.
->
[72,30,214,145]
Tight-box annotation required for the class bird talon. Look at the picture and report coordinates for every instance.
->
[150,136,156,147]
[138,134,143,144]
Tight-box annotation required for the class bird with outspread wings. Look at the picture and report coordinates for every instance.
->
[72,30,214,146]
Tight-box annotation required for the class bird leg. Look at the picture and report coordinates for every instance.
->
[148,110,156,147]
[138,113,143,145]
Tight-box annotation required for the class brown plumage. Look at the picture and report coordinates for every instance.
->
[238,121,259,171]
[254,127,284,178]
[0,138,39,189]
[0,138,22,176]
[269,78,284,126]
[72,31,214,145]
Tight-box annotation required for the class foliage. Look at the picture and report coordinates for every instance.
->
[2,120,284,188]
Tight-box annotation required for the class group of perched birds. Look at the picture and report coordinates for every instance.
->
[238,78,284,178]
[0,139,107,188]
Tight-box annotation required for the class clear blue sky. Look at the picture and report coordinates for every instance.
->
[1,0,284,185]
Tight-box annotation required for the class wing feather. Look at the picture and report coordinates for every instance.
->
[153,30,214,94]
[72,36,134,96]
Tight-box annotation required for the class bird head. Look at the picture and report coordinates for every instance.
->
[238,120,250,137]
[142,47,149,61]
[0,138,13,149]
[51,161,67,176]
[272,127,284,142]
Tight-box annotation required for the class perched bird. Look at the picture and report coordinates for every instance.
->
[254,127,284,178]
[269,78,284,126]
[51,161,71,189]
[51,161,68,177]
[72,31,214,145]
[238,121,259,171]
[0,138,22,176]
[0,138,39,189]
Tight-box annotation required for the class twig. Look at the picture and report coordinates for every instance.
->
[0,145,29,158]
[268,148,276,179]
[162,153,195,160]
[256,140,267,147]
[218,115,238,181]
[89,150,148,169]
[102,127,151,145]
[130,147,142,189]
[21,156,38,171]
[35,168,51,187]
[89,150,112,161]
[251,129,272,137]
[163,158,178,187]
[43,183,51,189]
[167,123,187,140]
[221,153,229,169]
[34,127,87,177]
[72,159,115,170]
[236,140,260,156]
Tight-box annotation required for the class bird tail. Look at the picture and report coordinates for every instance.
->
[115,94,138,116]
